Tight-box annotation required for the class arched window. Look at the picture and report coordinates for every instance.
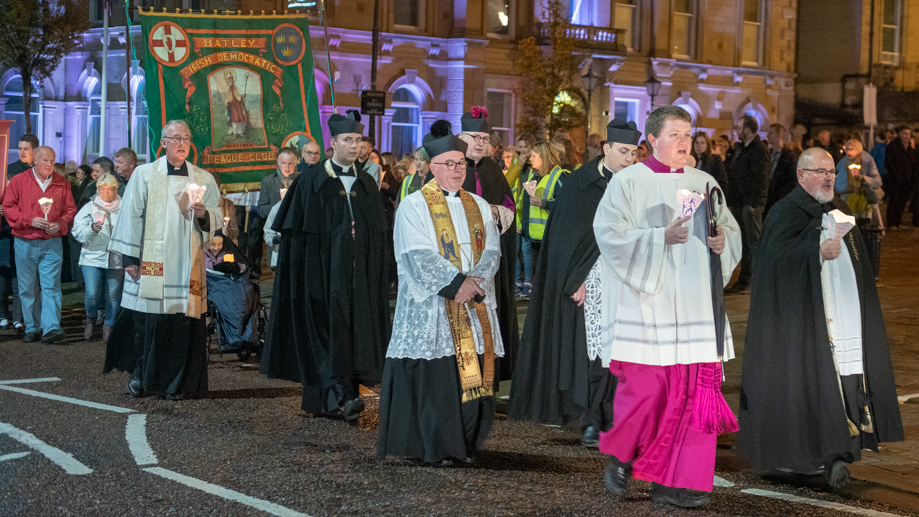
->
[133,79,149,163]
[390,87,421,160]
[4,76,40,150]
[87,80,102,157]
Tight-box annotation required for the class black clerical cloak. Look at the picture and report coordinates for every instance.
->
[463,156,519,381]
[261,160,393,413]
[509,156,610,425]
[737,186,903,472]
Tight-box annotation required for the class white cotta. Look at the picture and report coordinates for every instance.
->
[108,157,221,316]
[584,257,603,361]
[820,213,864,376]
[387,189,505,360]
[593,162,742,367]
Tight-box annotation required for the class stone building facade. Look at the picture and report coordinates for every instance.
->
[1,0,797,166]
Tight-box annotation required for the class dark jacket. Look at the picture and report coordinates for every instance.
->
[694,152,729,192]
[257,169,299,219]
[765,146,798,213]
[883,139,917,190]
[730,135,771,208]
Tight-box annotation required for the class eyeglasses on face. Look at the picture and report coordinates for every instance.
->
[801,168,838,178]
[432,160,465,170]
[462,133,491,144]
[164,136,192,144]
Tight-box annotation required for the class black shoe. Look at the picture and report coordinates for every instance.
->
[824,460,850,490]
[650,483,710,508]
[456,456,475,465]
[127,376,150,398]
[603,457,631,496]
[163,393,184,401]
[581,426,600,448]
[22,331,41,343]
[314,408,344,419]
[41,329,66,345]
[343,397,365,422]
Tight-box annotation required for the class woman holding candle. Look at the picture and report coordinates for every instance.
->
[72,173,124,342]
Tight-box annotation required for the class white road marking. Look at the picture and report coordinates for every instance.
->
[0,377,61,385]
[126,414,158,466]
[713,475,735,487]
[0,385,134,414]
[741,488,906,516]
[0,423,93,475]
[143,467,309,517]
[896,393,919,403]
[0,451,31,462]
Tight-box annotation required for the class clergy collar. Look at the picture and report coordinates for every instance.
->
[465,156,483,168]
[644,154,684,174]
[167,161,189,176]
[331,158,355,171]
[442,189,459,197]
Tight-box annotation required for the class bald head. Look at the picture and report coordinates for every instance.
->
[797,148,836,203]
[33,146,56,179]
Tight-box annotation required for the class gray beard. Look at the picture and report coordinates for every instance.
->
[813,188,834,204]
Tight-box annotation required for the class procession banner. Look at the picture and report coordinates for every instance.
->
[139,9,323,190]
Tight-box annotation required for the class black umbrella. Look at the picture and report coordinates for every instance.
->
[706,183,726,358]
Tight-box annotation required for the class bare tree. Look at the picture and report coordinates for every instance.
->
[513,0,584,140]
[0,0,90,134]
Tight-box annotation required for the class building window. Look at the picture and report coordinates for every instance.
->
[741,0,764,66]
[394,0,420,27]
[390,87,421,161]
[486,90,514,149]
[671,0,695,58]
[3,77,40,149]
[613,98,639,124]
[488,0,511,36]
[614,0,639,50]
[87,80,102,158]
[133,81,149,163]
[881,0,902,65]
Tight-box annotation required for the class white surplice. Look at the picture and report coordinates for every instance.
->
[819,214,864,376]
[593,162,742,367]
[108,157,221,316]
[387,189,505,360]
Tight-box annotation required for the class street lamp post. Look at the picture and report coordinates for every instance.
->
[645,75,662,112]
[581,66,600,133]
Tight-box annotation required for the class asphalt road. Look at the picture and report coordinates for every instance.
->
[2,305,919,517]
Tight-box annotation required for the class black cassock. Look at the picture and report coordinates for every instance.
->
[461,157,519,381]
[261,160,393,414]
[509,156,615,429]
[737,185,903,472]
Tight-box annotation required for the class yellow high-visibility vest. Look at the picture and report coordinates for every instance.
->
[527,165,566,241]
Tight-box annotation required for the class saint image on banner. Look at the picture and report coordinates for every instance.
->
[208,66,267,149]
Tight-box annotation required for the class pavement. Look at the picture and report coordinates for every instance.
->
[1,226,919,516]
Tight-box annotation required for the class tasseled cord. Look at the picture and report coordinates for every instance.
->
[691,362,739,435]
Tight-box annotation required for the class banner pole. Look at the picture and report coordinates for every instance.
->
[125,0,132,149]
[320,0,335,111]
[101,4,110,157]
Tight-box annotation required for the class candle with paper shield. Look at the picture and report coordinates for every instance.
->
[92,210,106,225]
[38,197,53,220]
[223,254,235,263]
[676,189,704,218]
[186,183,207,205]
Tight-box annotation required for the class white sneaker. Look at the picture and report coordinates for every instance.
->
[13,321,23,330]
[0,318,7,328]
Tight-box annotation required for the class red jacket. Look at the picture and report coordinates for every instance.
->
[2,169,77,240]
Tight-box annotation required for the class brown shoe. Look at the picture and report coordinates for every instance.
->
[102,324,112,343]
[83,317,96,341]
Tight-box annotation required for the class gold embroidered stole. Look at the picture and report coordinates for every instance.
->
[420,180,495,403]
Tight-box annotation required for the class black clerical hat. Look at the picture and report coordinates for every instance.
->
[423,120,468,159]
[606,118,642,145]
[327,109,365,136]
[460,107,490,133]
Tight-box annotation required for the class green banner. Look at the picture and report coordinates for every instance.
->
[139,9,323,189]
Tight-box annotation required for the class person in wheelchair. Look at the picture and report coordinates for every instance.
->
[204,231,260,354]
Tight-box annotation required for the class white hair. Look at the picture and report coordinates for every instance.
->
[161,119,190,141]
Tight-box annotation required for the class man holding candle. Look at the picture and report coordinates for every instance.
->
[1,146,77,344]
[105,119,222,400]
[592,107,741,507]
